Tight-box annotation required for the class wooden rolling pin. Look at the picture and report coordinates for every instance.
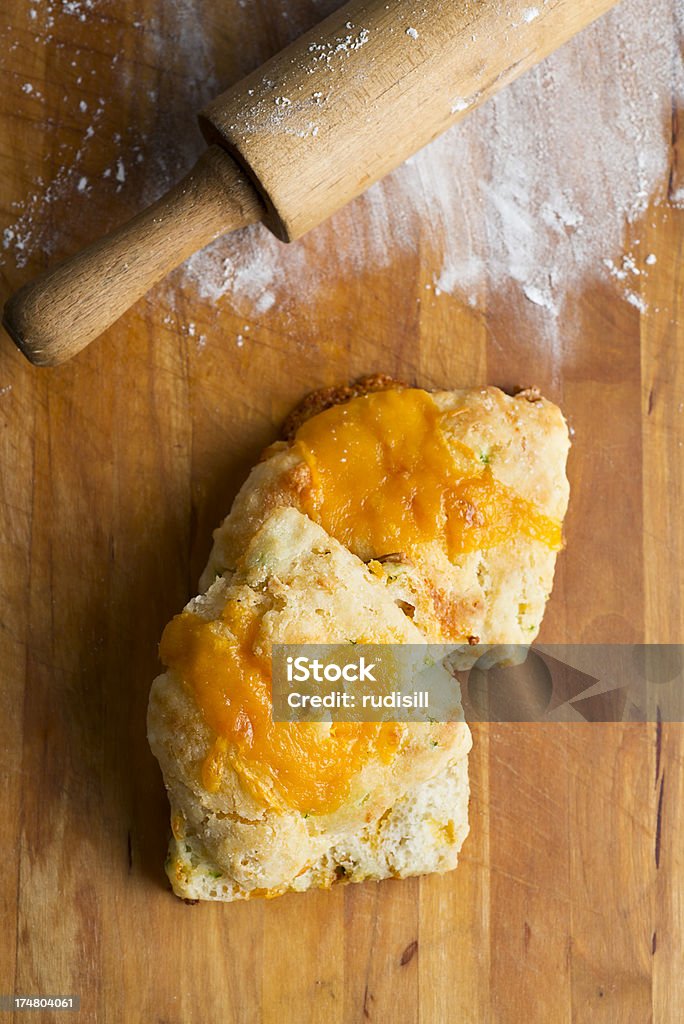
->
[3,0,619,366]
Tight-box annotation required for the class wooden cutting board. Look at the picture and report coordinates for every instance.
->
[0,1,682,1021]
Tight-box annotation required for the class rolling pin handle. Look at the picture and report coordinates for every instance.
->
[2,146,265,367]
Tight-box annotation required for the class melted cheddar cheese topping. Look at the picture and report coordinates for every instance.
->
[160,599,402,814]
[294,388,562,558]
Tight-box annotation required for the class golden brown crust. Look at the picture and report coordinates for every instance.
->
[282,378,544,444]
[280,373,407,441]
[514,386,543,402]
[255,461,312,517]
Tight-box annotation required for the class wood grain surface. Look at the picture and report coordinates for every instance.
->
[0,1,682,1022]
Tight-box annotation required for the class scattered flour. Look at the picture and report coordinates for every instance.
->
[306,25,371,69]
[172,0,681,360]
[625,292,649,313]
[433,256,484,299]
[0,0,216,268]
[1,0,682,355]
[450,97,472,113]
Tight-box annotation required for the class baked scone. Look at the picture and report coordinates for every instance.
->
[148,380,570,901]
[148,506,471,900]
[202,382,570,645]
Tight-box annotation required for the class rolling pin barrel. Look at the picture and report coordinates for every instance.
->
[200,0,619,242]
[3,0,619,365]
